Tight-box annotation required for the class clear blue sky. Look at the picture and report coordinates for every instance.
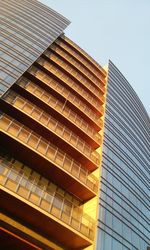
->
[40,0,150,115]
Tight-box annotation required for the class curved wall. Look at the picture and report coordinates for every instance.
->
[97,60,150,250]
[0,0,70,96]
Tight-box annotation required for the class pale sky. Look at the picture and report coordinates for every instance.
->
[40,0,150,115]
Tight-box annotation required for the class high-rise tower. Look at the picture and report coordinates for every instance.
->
[0,1,106,249]
[0,1,149,250]
[97,61,150,250]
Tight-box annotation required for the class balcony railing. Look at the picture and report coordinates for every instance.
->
[17,77,102,144]
[29,65,104,124]
[56,37,106,81]
[41,53,105,107]
[36,56,105,105]
[45,47,105,94]
[0,159,95,241]
[0,113,99,192]
[3,90,100,166]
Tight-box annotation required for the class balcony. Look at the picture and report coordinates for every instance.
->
[15,77,102,144]
[31,62,104,119]
[44,48,105,95]
[55,37,106,81]
[36,56,105,104]
[29,65,104,124]
[0,113,98,200]
[2,90,100,166]
[0,160,95,248]
[39,55,105,112]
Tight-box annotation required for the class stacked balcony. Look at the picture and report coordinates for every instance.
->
[0,36,106,249]
[0,154,95,248]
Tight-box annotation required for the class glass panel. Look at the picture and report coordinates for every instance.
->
[14,97,25,108]
[46,145,56,160]
[31,109,41,120]
[18,128,30,141]
[37,140,47,154]
[27,134,39,148]
[63,156,72,171]
[55,151,64,166]
[7,123,20,136]
[0,116,11,129]
[23,103,33,113]
[40,113,50,125]
[71,162,79,178]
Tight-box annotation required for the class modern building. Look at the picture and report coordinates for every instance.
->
[97,61,150,250]
[0,1,149,250]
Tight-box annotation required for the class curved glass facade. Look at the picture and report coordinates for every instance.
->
[0,28,106,248]
[97,60,150,250]
[0,0,70,96]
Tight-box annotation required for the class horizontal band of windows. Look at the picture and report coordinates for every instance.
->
[108,66,149,123]
[108,76,148,126]
[103,139,149,185]
[30,64,103,126]
[106,92,149,145]
[0,21,51,57]
[98,220,148,250]
[0,26,40,58]
[100,179,149,222]
[100,178,150,222]
[102,156,149,202]
[99,202,149,243]
[108,62,146,114]
[105,115,149,162]
[1,1,66,38]
[104,124,149,175]
[100,189,149,231]
[106,102,148,150]
[103,139,149,184]
[97,228,132,250]
[0,67,20,80]
[108,72,147,123]
[0,63,23,79]
[106,105,149,151]
[0,8,56,47]
[105,109,149,161]
[102,152,149,196]
[7,0,69,27]
[47,48,105,94]
[39,55,103,104]
[107,85,149,138]
[104,124,149,173]
[0,43,32,65]
[101,164,150,212]
[0,58,27,75]
[102,146,149,206]
[100,189,149,232]
[0,16,47,52]
[0,79,11,88]
[0,84,8,92]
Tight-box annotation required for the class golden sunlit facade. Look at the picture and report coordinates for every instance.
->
[1,2,149,250]
[0,30,107,249]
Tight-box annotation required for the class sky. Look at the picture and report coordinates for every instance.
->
[40,0,150,115]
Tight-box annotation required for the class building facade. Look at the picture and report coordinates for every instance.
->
[0,1,149,250]
[97,61,150,250]
[0,0,70,96]
[0,0,107,249]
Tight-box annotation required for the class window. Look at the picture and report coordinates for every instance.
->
[112,238,123,250]
[53,193,63,210]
